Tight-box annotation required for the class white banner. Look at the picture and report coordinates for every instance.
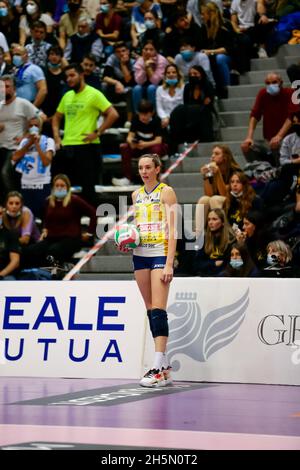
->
[1,279,300,384]
[144,278,300,385]
[0,281,146,378]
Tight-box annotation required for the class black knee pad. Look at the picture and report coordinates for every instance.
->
[151,308,169,337]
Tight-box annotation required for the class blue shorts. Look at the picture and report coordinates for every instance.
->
[133,255,167,271]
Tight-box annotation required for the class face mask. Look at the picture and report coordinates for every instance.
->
[0,7,8,16]
[230,259,243,269]
[48,61,61,69]
[13,55,23,67]
[145,19,156,29]
[29,125,39,135]
[26,3,38,15]
[6,210,21,218]
[54,189,68,199]
[100,4,110,13]
[266,83,280,95]
[166,78,178,86]
[230,190,243,198]
[180,50,194,62]
[267,254,278,265]
[189,76,202,87]
[68,2,80,12]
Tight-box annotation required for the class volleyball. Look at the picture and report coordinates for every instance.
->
[114,224,140,249]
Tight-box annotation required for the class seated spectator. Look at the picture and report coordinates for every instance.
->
[0,204,21,279]
[226,171,264,231]
[12,117,54,218]
[193,208,236,276]
[241,72,299,166]
[64,15,103,65]
[133,39,168,113]
[22,173,97,267]
[11,43,47,107]
[131,0,162,50]
[81,53,102,90]
[2,191,40,245]
[263,239,299,277]
[236,210,269,268]
[102,43,135,122]
[169,65,216,153]
[0,31,10,63]
[201,2,233,98]
[95,0,123,56]
[175,37,215,86]
[219,242,260,277]
[138,10,165,54]
[195,144,241,236]
[163,9,204,60]
[112,99,168,186]
[25,20,51,69]
[19,0,55,46]
[156,63,184,131]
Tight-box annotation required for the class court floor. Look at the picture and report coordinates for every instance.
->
[0,377,300,450]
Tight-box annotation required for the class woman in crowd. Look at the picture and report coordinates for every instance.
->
[19,0,55,46]
[195,144,241,237]
[2,191,40,246]
[193,208,236,276]
[155,63,184,131]
[22,174,96,267]
[219,242,260,277]
[263,239,299,278]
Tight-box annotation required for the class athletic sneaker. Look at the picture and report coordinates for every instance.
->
[162,366,173,386]
[112,177,132,187]
[140,368,165,387]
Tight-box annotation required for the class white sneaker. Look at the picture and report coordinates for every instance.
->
[140,369,166,388]
[162,366,173,386]
[112,177,132,187]
[258,47,268,58]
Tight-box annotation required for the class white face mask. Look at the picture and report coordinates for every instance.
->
[230,190,243,198]
[26,3,38,15]
[6,210,21,218]
[266,83,280,95]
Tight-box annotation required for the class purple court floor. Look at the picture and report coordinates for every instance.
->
[0,377,300,450]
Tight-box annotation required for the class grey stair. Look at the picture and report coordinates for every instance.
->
[228,84,264,98]
[181,155,247,172]
[219,97,255,112]
[75,273,134,280]
[250,57,279,71]
[278,44,300,57]
[177,141,243,157]
[220,126,263,141]
[219,111,249,126]
[81,255,132,273]
[240,69,288,85]
[168,172,203,188]
[283,56,300,69]
[175,188,202,203]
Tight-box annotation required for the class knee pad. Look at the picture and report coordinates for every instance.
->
[151,308,169,338]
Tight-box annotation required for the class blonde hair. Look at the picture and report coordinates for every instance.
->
[201,2,223,40]
[267,240,293,263]
[49,174,72,207]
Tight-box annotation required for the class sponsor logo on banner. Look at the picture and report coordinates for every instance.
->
[258,314,300,346]
[167,290,249,370]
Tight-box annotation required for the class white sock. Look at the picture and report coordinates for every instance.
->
[162,352,169,369]
[153,352,164,371]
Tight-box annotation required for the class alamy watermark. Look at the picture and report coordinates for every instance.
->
[291,340,300,366]
[291,80,300,105]
[95,197,205,250]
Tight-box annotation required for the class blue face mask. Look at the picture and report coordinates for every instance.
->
[100,4,110,13]
[54,189,68,199]
[230,259,243,269]
[29,125,39,135]
[13,55,23,67]
[166,78,178,86]
[180,50,194,61]
[267,254,278,265]
[266,83,280,95]
[0,7,8,16]
[145,19,156,29]
[48,61,61,69]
